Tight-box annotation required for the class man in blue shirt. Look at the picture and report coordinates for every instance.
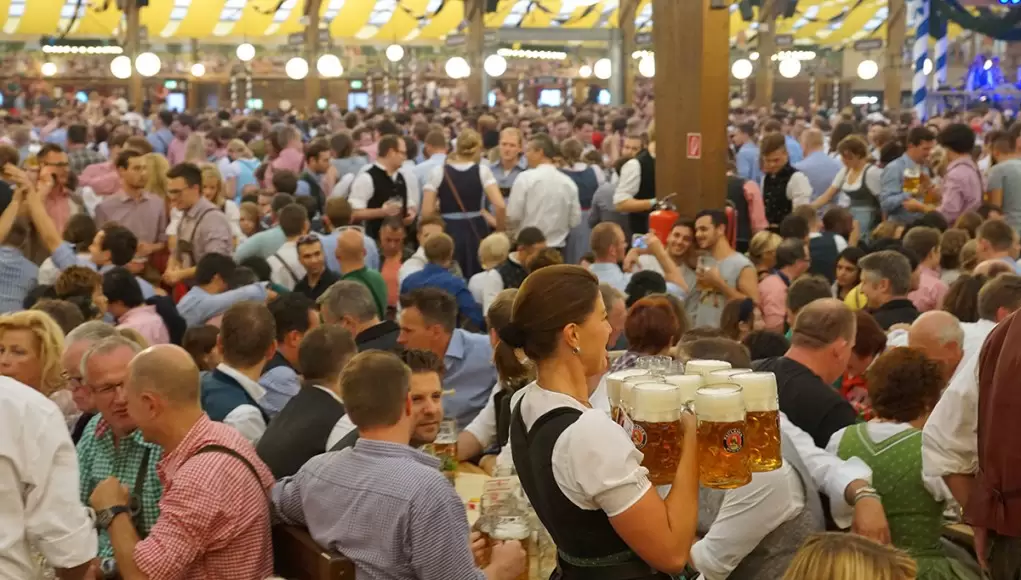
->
[413,129,448,187]
[794,128,842,205]
[397,287,496,429]
[146,111,175,156]
[733,122,762,184]
[879,127,936,224]
[400,234,483,329]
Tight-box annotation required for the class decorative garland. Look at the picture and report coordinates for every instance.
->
[931,0,1021,41]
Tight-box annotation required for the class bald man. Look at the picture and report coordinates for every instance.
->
[89,345,275,579]
[337,228,389,319]
[795,127,843,205]
[908,311,964,382]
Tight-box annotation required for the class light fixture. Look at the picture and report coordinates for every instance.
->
[770,50,816,62]
[778,58,801,78]
[135,52,161,77]
[41,62,57,77]
[445,56,470,79]
[496,48,568,61]
[923,58,933,75]
[385,44,404,63]
[578,64,592,78]
[593,58,612,80]
[484,54,507,77]
[857,59,879,80]
[638,55,655,78]
[236,42,256,62]
[749,51,760,61]
[110,55,132,79]
[43,44,122,55]
[731,58,753,80]
[190,63,206,77]
[317,54,343,78]
[285,57,309,80]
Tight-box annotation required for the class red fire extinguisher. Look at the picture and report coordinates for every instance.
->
[647,193,679,246]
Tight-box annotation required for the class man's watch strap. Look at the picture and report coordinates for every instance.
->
[96,505,131,529]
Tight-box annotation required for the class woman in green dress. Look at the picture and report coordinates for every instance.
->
[825,347,980,580]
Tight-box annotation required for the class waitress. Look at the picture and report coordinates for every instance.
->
[500,264,699,579]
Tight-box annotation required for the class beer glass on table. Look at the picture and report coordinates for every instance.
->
[432,418,459,482]
[733,372,783,473]
[903,166,921,197]
[606,369,649,423]
[694,385,752,489]
[631,382,686,486]
[664,373,703,406]
[684,359,732,377]
[704,368,753,387]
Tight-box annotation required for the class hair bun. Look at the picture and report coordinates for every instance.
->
[497,323,527,349]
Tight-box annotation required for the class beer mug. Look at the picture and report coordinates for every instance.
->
[637,355,673,373]
[664,373,703,406]
[620,374,663,419]
[631,382,686,485]
[606,369,650,423]
[704,368,753,386]
[903,166,921,196]
[733,372,783,473]
[685,359,732,377]
[694,385,752,489]
[433,418,459,482]
[490,516,532,580]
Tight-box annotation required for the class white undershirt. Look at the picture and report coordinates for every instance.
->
[216,363,268,445]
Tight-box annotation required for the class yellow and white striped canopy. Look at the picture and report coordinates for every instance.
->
[2,0,961,46]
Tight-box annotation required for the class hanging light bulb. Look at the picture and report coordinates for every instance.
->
[578,64,592,79]
[857,59,879,80]
[190,63,206,77]
[484,54,507,77]
[445,57,470,79]
[778,58,801,78]
[638,55,655,78]
[110,55,132,79]
[385,44,405,63]
[236,42,256,62]
[731,59,753,80]
[593,58,612,80]
[285,57,309,80]
[135,52,162,77]
[317,54,343,78]
[41,62,58,77]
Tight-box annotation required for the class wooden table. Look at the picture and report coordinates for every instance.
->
[273,525,355,580]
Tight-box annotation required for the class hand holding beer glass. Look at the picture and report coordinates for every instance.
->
[606,369,649,423]
[902,166,921,197]
[630,382,686,486]
[694,385,752,489]
[733,372,783,473]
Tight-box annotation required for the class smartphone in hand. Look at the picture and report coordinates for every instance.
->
[631,234,647,250]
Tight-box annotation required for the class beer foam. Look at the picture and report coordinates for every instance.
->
[704,368,753,386]
[631,382,683,422]
[694,385,746,423]
[491,518,531,541]
[621,374,663,409]
[606,369,649,404]
[664,374,703,404]
[732,372,779,412]
[684,359,732,377]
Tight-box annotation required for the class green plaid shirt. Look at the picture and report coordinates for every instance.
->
[76,415,164,557]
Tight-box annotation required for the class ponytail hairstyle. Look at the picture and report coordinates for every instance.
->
[487,289,535,393]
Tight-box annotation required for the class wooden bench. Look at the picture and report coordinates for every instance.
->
[273,525,356,580]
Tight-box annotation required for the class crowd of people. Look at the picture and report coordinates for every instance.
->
[3,91,1021,580]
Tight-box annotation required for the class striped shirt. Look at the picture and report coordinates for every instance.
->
[0,243,76,314]
[272,439,485,580]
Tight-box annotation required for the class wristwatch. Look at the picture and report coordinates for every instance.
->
[95,505,130,530]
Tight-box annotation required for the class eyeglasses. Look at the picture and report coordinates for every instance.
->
[61,371,86,390]
[296,234,320,246]
[43,161,70,168]
[91,381,125,396]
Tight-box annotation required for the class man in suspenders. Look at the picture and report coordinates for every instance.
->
[163,163,233,287]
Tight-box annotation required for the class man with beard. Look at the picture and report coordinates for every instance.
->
[690,209,759,327]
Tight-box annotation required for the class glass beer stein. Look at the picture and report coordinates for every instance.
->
[903,166,921,196]
[694,385,752,489]
[605,369,650,423]
[619,374,664,425]
[704,368,753,387]
[433,418,459,482]
[684,359,732,377]
[733,372,783,472]
[630,382,685,486]
[664,373,703,406]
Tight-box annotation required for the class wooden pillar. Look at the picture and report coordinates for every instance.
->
[124,0,143,110]
[466,0,485,106]
[754,0,776,109]
[653,0,730,214]
[304,0,323,111]
[619,0,638,105]
[885,0,906,113]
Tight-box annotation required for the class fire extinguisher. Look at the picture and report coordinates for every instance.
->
[647,193,679,246]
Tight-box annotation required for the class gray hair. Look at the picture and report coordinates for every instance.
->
[318,280,378,323]
[599,283,625,311]
[65,321,118,350]
[859,251,913,297]
[80,335,143,383]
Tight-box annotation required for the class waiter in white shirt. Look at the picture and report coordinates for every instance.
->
[614,121,658,235]
[506,133,581,254]
[347,135,419,240]
[0,376,97,579]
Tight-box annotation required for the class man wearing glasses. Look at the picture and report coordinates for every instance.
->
[37,143,85,234]
[162,162,233,286]
[75,335,163,576]
[62,321,118,443]
[348,134,419,241]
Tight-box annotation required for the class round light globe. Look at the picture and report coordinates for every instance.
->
[593,58,612,80]
[286,57,309,80]
[778,58,801,78]
[135,52,161,77]
[445,56,470,79]
[578,64,592,78]
[190,63,206,77]
[857,59,879,80]
[41,62,57,77]
[731,58,753,80]
[484,54,507,77]
[111,55,132,79]
[317,54,343,78]
[385,44,404,63]
[236,43,256,62]
[638,55,655,78]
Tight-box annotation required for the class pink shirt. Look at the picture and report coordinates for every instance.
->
[78,161,122,196]
[166,137,187,166]
[742,179,769,234]
[44,185,79,234]
[116,305,170,345]
[938,157,984,224]
[758,273,789,332]
[908,265,948,313]
[264,146,304,190]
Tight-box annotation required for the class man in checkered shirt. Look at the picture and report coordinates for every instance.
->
[272,350,528,580]
[89,344,274,580]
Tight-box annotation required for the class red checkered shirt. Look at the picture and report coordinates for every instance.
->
[134,414,274,580]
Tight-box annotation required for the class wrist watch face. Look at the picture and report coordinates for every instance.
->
[97,506,128,529]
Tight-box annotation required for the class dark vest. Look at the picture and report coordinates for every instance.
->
[200,369,269,424]
[262,350,295,375]
[510,403,669,579]
[762,164,796,226]
[561,167,600,210]
[809,232,840,283]
[438,165,485,214]
[495,257,528,291]
[630,151,656,235]
[365,165,408,240]
[726,176,752,251]
[255,387,346,479]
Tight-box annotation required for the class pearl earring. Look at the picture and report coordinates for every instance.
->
[572,346,581,355]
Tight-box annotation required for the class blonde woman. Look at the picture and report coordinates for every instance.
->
[0,310,78,428]
[227,138,260,201]
[559,137,604,265]
[748,230,782,281]
[421,128,506,278]
[468,232,511,310]
[783,533,917,580]
[183,132,207,164]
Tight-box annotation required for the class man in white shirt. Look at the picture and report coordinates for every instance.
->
[0,376,97,579]
[588,222,688,297]
[507,133,581,251]
[267,204,309,291]
[347,135,420,240]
